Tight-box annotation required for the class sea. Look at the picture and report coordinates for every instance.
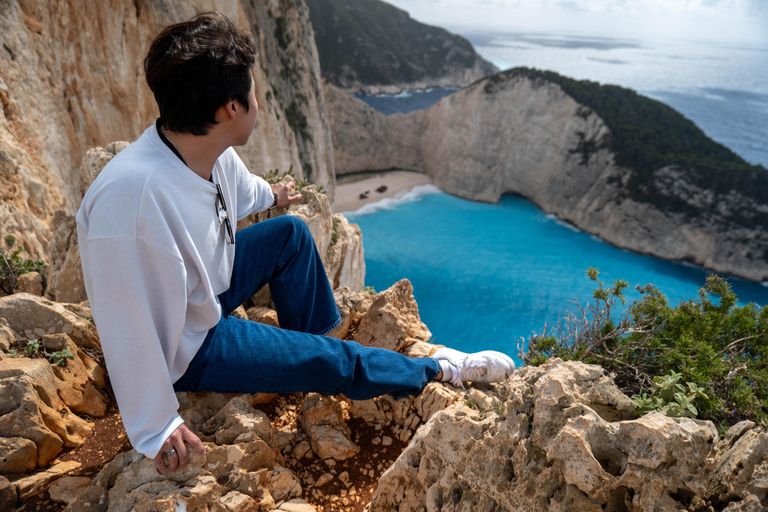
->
[348,31,768,365]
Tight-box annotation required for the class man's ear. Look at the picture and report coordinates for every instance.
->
[220,100,237,120]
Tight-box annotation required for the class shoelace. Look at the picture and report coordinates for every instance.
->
[449,358,488,389]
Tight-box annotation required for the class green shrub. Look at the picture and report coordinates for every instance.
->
[0,235,46,295]
[519,269,768,429]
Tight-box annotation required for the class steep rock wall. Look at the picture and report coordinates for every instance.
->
[326,75,768,282]
[0,0,334,258]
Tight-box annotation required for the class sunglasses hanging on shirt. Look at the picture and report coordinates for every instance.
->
[157,119,234,245]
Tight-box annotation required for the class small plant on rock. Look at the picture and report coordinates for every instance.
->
[49,349,75,367]
[631,371,708,418]
[24,339,40,357]
[0,234,47,295]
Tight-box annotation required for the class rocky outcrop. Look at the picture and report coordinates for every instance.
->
[306,0,497,94]
[370,359,766,511]
[326,72,768,282]
[0,0,335,262]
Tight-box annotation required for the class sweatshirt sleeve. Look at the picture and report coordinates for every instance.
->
[229,148,273,219]
[82,235,187,459]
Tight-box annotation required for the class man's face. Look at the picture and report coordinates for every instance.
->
[233,76,258,146]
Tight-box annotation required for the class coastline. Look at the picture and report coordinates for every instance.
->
[333,170,435,214]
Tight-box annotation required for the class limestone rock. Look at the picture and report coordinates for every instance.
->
[325,213,365,291]
[369,359,721,512]
[326,286,364,339]
[0,293,99,349]
[201,395,276,449]
[15,271,43,296]
[301,393,359,461]
[267,466,303,502]
[177,391,238,433]
[353,279,431,352]
[706,422,768,507]
[0,318,15,352]
[0,437,37,475]
[247,306,281,328]
[0,475,17,512]
[47,476,92,505]
[13,460,80,502]
[277,499,318,512]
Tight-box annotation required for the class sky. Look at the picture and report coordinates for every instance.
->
[384,0,768,45]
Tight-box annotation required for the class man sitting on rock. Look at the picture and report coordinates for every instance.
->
[76,12,514,475]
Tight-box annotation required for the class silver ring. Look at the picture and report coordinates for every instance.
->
[166,448,176,457]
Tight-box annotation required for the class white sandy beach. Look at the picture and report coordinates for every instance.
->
[333,170,435,214]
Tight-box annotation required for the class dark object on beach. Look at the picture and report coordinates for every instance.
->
[359,191,370,199]
[376,185,388,193]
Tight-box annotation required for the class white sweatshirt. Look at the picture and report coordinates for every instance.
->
[76,124,273,458]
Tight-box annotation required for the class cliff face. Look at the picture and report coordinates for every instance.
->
[326,73,768,282]
[305,0,497,94]
[0,0,334,259]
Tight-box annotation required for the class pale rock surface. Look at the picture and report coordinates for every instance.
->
[276,499,317,512]
[369,359,766,512]
[15,271,43,296]
[326,72,768,282]
[247,306,281,328]
[201,395,276,450]
[12,460,80,502]
[47,475,92,505]
[0,317,15,351]
[0,292,99,349]
[267,466,303,502]
[0,356,99,468]
[0,0,335,262]
[301,393,360,461]
[353,279,431,352]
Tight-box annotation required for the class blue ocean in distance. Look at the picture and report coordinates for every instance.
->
[345,190,768,367]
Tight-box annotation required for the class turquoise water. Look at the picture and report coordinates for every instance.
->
[345,191,768,367]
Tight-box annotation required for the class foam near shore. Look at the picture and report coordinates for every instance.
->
[333,170,438,215]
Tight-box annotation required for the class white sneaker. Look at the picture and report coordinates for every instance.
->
[434,347,515,389]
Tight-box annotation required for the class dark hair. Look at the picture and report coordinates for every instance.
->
[143,12,257,135]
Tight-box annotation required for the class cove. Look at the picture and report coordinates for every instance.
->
[345,190,768,367]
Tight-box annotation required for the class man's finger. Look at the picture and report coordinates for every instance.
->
[154,453,167,474]
[167,447,179,473]
[175,440,189,471]
[184,430,206,456]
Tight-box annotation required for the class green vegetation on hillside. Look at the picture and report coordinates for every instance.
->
[485,68,768,224]
[305,0,495,87]
[520,269,768,430]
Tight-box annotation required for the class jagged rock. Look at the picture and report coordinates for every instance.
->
[0,318,15,352]
[0,475,17,511]
[0,364,94,468]
[0,437,37,475]
[0,293,99,349]
[277,499,317,512]
[301,393,359,461]
[247,306,281,328]
[369,359,725,512]
[177,392,238,433]
[201,395,276,449]
[219,490,261,511]
[325,213,365,291]
[267,466,303,502]
[326,286,365,339]
[47,476,92,505]
[706,422,768,507]
[13,460,80,502]
[346,382,459,429]
[353,279,431,352]
[15,272,43,296]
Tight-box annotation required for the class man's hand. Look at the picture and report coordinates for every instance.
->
[154,423,205,474]
[271,182,302,208]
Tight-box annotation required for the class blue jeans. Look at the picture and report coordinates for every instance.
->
[173,215,440,400]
